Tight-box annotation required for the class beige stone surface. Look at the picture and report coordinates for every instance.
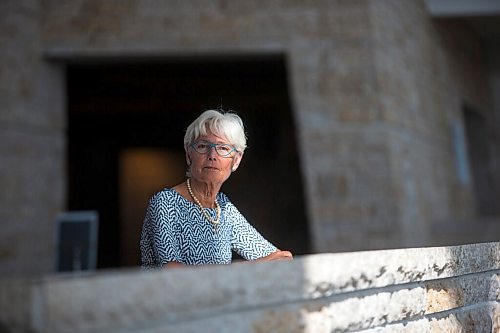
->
[494,302,500,333]
[0,243,498,333]
[425,272,499,314]
[353,303,497,333]
[0,0,66,276]
[1,0,498,281]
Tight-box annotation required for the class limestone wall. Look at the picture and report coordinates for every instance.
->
[1,242,498,333]
[1,0,499,276]
[0,1,66,275]
[369,1,495,248]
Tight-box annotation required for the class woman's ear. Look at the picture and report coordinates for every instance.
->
[231,152,243,172]
[185,151,191,166]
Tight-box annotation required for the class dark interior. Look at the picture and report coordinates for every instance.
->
[67,55,310,268]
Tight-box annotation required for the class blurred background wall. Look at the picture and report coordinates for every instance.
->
[0,0,499,276]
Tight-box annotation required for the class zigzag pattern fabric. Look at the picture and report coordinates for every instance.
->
[140,188,277,268]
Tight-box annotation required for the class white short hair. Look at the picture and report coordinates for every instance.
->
[184,110,247,153]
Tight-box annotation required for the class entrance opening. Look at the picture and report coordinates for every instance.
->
[67,55,310,268]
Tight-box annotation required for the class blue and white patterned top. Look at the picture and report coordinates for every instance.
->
[140,188,277,268]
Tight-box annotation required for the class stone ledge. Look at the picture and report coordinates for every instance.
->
[300,242,499,296]
[129,302,500,333]
[425,272,499,314]
[359,302,498,333]
[126,274,498,333]
[0,242,498,333]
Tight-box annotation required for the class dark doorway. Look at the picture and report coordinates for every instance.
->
[67,55,310,268]
[463,105,498,217]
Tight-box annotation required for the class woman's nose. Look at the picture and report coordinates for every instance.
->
[207,146,218,159]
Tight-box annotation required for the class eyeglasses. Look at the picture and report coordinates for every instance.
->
[190,140,238,157]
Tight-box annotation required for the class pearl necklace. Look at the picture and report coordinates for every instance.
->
[186,178,221,226]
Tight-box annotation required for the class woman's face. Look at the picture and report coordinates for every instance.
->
[187,132,242,184]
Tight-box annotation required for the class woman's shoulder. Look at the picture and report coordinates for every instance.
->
[147,188,190,219]
[150,188,183,204]
[217,191,231,204]
[217,192,240,213]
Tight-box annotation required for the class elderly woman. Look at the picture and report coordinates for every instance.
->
[140,110,293,268]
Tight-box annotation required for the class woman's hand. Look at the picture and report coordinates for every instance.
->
[255,250,293,262]
[162,261,184,269]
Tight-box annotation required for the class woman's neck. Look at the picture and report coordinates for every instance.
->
[188,178,221,208]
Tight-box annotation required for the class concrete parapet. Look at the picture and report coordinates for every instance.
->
[1,242,498,332]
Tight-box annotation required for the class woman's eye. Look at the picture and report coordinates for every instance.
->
[197,143,208,149]
[219,145,231,152]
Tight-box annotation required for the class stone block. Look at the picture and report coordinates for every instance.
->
[133,287,426,333]
[494,302,500,333]
[0,279,44,333]
[0,243,498,333]
[360,302,497,333]
[0,127,64,276]
[425,272,499,314]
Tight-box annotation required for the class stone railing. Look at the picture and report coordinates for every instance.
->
[1,242,498,332]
